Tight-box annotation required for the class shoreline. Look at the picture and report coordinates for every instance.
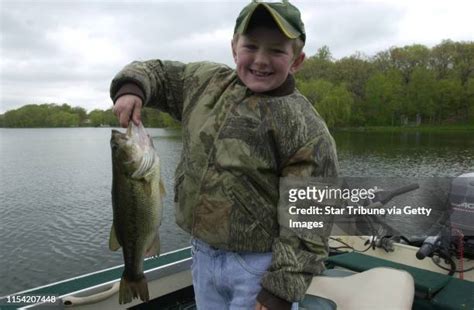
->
[333,125,474,133]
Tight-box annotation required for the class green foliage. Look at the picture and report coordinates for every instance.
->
[160,113,181,128]
[296,40,474,127]
[365,70,404,125]
[0,104,181,128]
[406,67,437,121]
[1,104,82,127]
[465,78,474,123]
[298,79,352,127]
[435,78,463,122]
[297,46,334,81]
[332,53,373,101]
[297,79,333,104]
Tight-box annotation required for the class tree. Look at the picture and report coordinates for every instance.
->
[297,79,333,104]
[389,44,430,83]
[88,109,106,126]
[73,107,88,126]
[453,41,474,85]
[322,84,353,127]
[464,78,474,123]
[406,67,437,123]
[298,79,352,127]
[435,78,463,122]
[47,111,79,127]
[365,70,404,125]
[103,109,119,127]
[297,46,334,81]
[332,54,373,102]
[430,40,456,79]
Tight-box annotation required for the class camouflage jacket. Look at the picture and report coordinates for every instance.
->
[110,61,339,306]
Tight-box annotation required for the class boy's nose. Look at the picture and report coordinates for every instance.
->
[253,50,269,66]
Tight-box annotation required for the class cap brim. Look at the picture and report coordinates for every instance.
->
[235,3,301,39]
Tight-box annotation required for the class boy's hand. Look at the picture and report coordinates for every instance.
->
[113,94,143,128]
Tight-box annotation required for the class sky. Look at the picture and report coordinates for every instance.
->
[1,0,473,114]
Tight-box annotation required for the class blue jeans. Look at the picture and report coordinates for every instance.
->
[191,238,298,310]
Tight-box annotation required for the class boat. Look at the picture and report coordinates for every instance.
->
[1,174,473,309]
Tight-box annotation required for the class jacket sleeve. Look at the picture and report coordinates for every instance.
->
[110,59,188,121]
[258,96,340,306]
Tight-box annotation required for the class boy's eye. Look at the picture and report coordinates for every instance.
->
[244,44,257,50]
[272,49,286,54]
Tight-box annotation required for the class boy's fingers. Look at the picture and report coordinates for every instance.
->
[119,109,132,128]
[132,102,142,125]
[113,95,142,127]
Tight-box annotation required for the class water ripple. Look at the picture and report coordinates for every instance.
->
[0,128,472,296]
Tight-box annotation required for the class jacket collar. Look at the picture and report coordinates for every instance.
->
[261,75,295,97]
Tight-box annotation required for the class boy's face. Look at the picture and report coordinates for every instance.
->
[232,26,305,93]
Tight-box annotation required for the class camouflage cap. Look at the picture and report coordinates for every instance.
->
[234,0,306,43]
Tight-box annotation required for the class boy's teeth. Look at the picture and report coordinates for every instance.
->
[251,69,270,76]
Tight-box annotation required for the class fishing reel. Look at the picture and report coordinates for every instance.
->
[356,184,420,252]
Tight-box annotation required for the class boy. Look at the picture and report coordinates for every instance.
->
[111,1,339,309]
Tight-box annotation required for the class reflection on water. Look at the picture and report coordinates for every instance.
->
[0,128,472,296]
[0,128,186,296]
[334,130,474,177]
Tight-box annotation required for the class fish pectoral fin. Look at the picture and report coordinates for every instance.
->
[145,232,160,257]
[109,225,121,251]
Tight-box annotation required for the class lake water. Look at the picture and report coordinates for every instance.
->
[0,128,473,296]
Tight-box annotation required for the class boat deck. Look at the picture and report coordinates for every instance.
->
[2,244,473,309]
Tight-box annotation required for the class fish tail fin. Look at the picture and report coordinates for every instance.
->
[118,274,149,304]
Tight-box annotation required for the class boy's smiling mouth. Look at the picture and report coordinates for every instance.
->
[249,68,272,77]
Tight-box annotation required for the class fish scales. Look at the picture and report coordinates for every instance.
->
[109,123,165,304]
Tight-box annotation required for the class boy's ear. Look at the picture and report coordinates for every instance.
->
[290,52,306,74]
[231,40,238,64]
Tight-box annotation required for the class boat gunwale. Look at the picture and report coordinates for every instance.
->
[0,247,192,305]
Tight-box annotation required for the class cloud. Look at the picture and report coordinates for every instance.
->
[300,1,404,58]
[0,0,473,113]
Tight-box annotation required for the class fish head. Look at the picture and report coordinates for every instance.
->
[111,129,144,176]
[111,123,156,178]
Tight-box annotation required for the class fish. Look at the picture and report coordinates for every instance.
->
[109,122,165,304]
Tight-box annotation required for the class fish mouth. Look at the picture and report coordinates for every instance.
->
[111,130,129,147]
[111,129,127,139]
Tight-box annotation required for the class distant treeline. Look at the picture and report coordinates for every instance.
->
[295,40,474,127]
[1,40,473,128]
[0,104,180,128]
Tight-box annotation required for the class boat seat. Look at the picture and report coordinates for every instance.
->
[304,267,414,310]
[325,252,474,310]
[300,269,354,310]
[326,252,451,298]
